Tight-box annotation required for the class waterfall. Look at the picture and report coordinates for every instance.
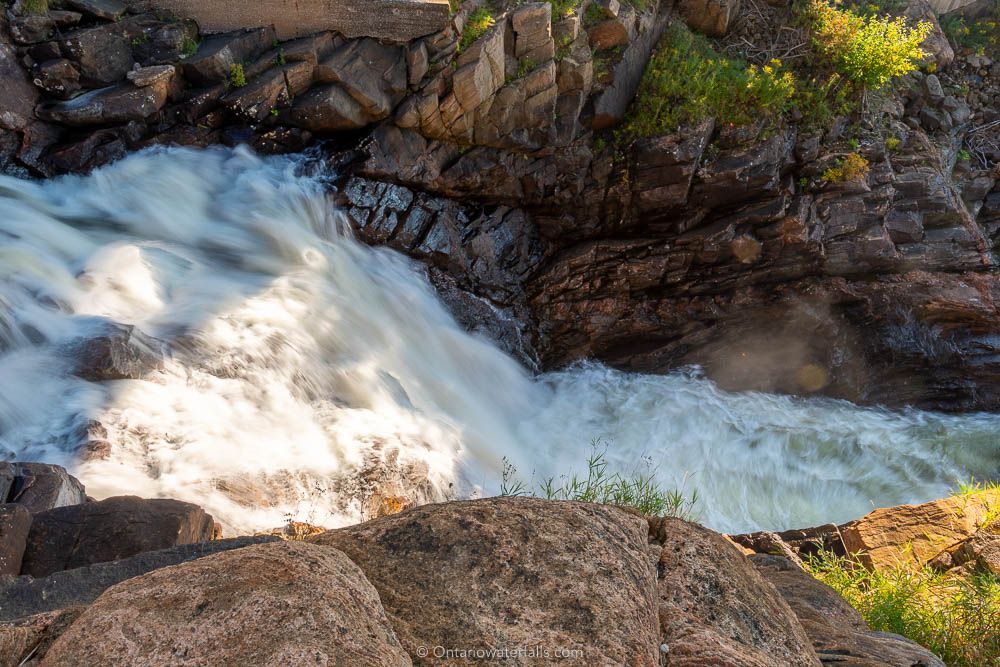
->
[1,146,996,534]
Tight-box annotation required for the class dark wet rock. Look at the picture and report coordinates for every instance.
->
[752,555,945,666]
[36,81,168,126]
[0,504,32,576]
[222,61,313,122]
[20,496,217,578]
[8,15,55,46]
[67,323,166,381]
[0,39,37,131]
[0,536,278,621]
[181,27,275,85]
[58,23,133,86]
[31,59,81,99]
[6,463,86,514]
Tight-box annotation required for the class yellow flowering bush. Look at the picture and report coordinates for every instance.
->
[806,0,931,91]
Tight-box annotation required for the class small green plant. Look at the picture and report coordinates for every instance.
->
[957,148,972,162]
[885,135,901,150]
[181,37,199,57]
[275,50,286,65]
[517,57,537,78]
[807,551,1000,666]
[555,33,574,61]
[798,176,809,188]
[228,63,247,88]
[805,0,931,92]
[130,34,150,46]
[500,440,700,520]
[458,6,495,52]
[822,152,870,182]
[19,0,48,15]
[583,2,606,26]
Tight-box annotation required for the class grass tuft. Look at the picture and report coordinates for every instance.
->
[458,6,495,53]
[500,440,699,520]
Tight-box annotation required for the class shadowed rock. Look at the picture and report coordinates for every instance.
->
[0,536,278,621]
[20,496,217,578]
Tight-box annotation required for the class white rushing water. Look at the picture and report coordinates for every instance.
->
[0,146,997,534]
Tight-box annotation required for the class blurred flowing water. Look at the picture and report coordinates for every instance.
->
[0,146,997,533]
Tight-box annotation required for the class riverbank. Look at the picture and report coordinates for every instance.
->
[5,461,990,665]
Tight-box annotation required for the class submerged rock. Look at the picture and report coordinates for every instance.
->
[67,323,167,382]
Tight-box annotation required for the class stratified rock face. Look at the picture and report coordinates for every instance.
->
[20,496,217,577]
[649,517,820,667]
[41,541,412,667]
[310,497,661,666]
[751,554,946,667]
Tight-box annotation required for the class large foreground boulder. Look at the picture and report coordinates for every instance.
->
[40,541,410,667]
[310,497,661,666]
[20,495,217,577]
[649,517,820,666]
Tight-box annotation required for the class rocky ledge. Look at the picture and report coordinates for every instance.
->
[3,0,1000,410]
[0,462,950,666]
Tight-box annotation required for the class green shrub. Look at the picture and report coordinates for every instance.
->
[807,551,1000,666]
[821,152,869,182]
[458,6,495,52]
[500,440,700,520]
[181,37,199,57]
[805,0,931,91]
[617,23,795,141]
[228,63,247,88]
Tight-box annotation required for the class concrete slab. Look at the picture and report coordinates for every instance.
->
[125,0,452,41]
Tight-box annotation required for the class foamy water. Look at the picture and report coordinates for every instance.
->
[0,146,996,534]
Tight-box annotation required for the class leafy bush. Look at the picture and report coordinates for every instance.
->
[807,551,1000,666]
[500,441,700,520]
[458,6,495,52]
[822,152,869,182]
[618,23,795,140]
[805,0,931,91]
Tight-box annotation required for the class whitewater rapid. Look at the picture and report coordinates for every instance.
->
[1,146,997,534]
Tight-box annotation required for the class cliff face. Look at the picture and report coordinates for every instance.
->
[3,0,1000,410]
